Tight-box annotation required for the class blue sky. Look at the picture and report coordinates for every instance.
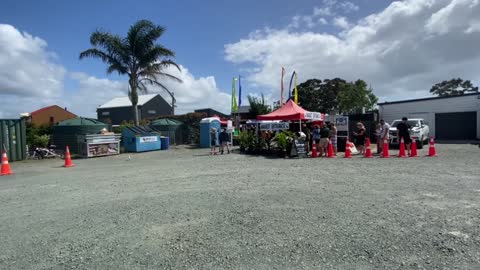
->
[1,0,480,117]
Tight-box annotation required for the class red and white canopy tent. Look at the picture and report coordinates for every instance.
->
[257,99,324,130]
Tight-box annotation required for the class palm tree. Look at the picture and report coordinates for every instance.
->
[80,20,181,125]
[247,94,271,119]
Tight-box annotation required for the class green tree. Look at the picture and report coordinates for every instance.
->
[248,94,271,119]
[297,78,344,113]
[297,78,377,114]
[80,20,181,125]
[338,80,378,113]
[430,78,479,97]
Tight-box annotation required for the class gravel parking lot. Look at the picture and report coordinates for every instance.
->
[1,144,479,269]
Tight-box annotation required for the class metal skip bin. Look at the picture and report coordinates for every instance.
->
[122,126,161,152]
[0,118,27,161]
[77,134,121,158]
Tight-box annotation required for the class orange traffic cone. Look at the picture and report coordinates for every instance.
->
[63,146,74,167]
[365,138,374,158]
[410,140,418,157]
[344,139,352,158]
[311,142,318,158]
[327,140,335,158]
[398,137,407,158]
[1,150,13,176]
[381,139,390,158]
[427,137,437,157]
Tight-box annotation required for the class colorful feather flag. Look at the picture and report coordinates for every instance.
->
[281,67,285,105]
[288,71,296,101]
[231,77,238,113]
[294,72,298,104]
[238,75,242,107]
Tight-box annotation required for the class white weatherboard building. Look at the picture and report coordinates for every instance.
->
[378,93,480,140]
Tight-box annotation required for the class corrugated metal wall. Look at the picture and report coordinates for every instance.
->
[379,94,480,139]
[0,118,27,161]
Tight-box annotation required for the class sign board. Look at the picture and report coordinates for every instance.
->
[139,136,158,143]
[290,138,307,158]
[259,122,290,131]
[335,116,349,133]
[304,112,323,121]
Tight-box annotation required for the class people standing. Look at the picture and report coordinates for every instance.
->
[396,117,412,155]
[312,125,321,155]
[210,128,217,155]
[375,123,382,154]
[219,128,230,154]
[302,123,311,153]
[353,122,366,155]
[319,123,330,157]
[329,122,338,156]
[378,119,390,154]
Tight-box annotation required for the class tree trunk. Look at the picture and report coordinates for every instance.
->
[133,104,139,125]
[129,78,139,125]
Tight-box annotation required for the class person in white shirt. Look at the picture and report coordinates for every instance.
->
[378,119,390,153]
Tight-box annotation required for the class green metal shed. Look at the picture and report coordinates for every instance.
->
[0,118,27,161]
[52,117,108,154]
[150,118,183,145]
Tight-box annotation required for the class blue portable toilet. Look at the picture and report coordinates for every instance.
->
[200,117,221,148]
[122,126,161,152]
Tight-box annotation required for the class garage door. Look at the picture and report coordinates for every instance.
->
[435,112,477,140]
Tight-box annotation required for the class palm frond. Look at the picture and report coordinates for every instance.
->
[127,20,165,59]
[138,46,175,67]
[79,48,110,61]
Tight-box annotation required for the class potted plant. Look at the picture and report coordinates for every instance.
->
[275,132,288,158]
[239,131,249,153]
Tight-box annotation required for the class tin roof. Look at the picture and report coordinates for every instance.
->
[57,117,107,126]
[98,94,158,109]
[151,118,183,126]
[378,92,480,106]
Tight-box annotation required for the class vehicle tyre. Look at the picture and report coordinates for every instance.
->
[417,139,424,149]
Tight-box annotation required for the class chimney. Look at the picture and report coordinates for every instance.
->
[65,107,67,111]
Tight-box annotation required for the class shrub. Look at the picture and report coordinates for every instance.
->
[26,123,52,147]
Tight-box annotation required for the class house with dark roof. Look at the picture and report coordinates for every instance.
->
[29,105,77,126]
[236,105,251,120]
[194,108,229,118]
[97,94,172,125]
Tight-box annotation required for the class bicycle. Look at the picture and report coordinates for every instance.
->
[26,145,65,160]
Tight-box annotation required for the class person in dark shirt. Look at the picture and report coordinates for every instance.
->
[302,123,311,153]
[353,122,366,155]
[319,123,330,157]
[397,117,412,155]
[219,128,230,154]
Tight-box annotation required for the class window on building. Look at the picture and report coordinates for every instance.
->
[49,116,54,124]
[102,111,110,116]
[148,110,156,114]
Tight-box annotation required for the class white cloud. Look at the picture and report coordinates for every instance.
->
[224,0,480,102]
[340,1,360,13]
[318,18,328,25]
[313,7,333,17]
[288,0,359,30]
[0,24,232,118]
[333,16,351,29]
[0,24,65,97]
[149,65,232,115]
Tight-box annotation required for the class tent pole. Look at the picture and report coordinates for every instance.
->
[299,119,302,132]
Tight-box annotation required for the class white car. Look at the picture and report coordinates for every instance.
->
[389,119,430,149]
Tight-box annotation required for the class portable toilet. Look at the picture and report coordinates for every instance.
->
[200,117,221,148]
[122,126,161,152]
